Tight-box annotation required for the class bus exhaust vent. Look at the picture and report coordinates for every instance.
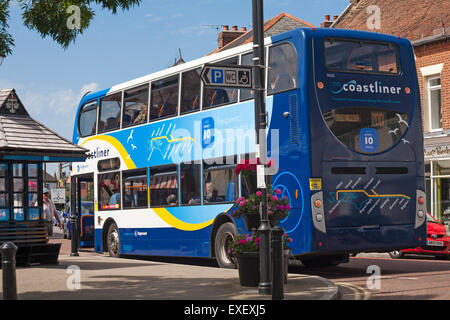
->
[331,167,366,175]
[376,167,408,174]
[289,94,299,144]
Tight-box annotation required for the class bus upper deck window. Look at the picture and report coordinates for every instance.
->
[123,85,149,128]
[268,43,298,95]
[99,93,122,133]
[78,100,98,137]
[151,75,179,121]
[324,38,399,75]
[181,68,201,115]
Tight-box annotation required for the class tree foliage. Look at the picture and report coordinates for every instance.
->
[0,0,142,57]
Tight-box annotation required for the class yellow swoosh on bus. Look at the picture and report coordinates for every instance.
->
[336,189,411,201]
[153,208,214,231]
[81,135,136,169]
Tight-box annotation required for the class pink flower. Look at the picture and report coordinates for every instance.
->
[271,195,278,201]
[286,205,292,210]
[275,188,282,195]
[239,201,246,207]
[256,191,262,197]
[277,204,285,211]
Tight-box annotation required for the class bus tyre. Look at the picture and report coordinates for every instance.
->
[214,222,237,269]
[107,223,121,258]
[389,250,404,259]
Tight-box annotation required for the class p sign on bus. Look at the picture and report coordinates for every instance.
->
[201,64,252,88]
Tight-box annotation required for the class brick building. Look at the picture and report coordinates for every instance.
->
[327,0,450,222]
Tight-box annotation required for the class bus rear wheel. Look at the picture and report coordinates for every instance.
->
[107,223,121,258]
[214,222,237,269]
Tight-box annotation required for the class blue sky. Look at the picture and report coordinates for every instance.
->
[0,0,349,155]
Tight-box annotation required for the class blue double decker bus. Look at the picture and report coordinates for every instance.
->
[71,27,426,267]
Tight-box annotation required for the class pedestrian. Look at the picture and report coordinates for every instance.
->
[43,188,62,237]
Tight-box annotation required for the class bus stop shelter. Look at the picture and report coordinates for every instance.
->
[0,88,87,265]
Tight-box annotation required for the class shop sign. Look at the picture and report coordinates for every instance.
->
[424,144,450,159]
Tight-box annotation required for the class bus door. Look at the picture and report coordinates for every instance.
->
[74,174,95,249]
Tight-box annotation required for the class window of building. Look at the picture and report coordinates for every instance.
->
[98,172,121,210]
[203,57,239,109]
[0,163,42,222]
[0,163,9,222]
[203,157,238,204]
[150,75,179,120]
[78,100,98,137]
[99,93,122,133]
[180,163,201,205]
[268,43,297,95]
[123,85,149,128]
[149,165,178,207]
[429,76,442,131]
[122,169,148,209]
[27,163,39,221]
[240,53,255,101]
[13,163,25,221]
[181,68,201,115]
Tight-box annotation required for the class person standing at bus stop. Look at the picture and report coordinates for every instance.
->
[43,188,62,236]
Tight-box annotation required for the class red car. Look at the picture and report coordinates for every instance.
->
[390,213,450,259]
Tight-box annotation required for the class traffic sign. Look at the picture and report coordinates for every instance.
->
[201,64,253,88]
[51,188,66,204]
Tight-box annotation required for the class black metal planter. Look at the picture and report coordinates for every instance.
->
[236,252,260,287]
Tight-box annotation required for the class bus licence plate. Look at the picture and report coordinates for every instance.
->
[427,240,444,247]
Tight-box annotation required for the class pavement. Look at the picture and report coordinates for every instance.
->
[0,228,340,301]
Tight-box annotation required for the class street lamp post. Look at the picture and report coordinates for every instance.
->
[252,0,271,295]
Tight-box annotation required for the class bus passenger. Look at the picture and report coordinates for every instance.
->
[167,194,178,206]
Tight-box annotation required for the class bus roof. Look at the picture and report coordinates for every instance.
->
[79,27,411,105]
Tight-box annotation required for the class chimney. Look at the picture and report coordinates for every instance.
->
[320,15,333,28]
[218,25,246,49]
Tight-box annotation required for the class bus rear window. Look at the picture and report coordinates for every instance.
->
[324,39,399,75]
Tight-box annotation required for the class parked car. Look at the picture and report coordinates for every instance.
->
[390,213,450,259]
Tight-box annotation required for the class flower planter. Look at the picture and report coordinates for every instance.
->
[243,214,260,231]
[236,252,260,287]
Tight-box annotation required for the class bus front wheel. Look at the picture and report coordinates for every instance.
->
[214,222,237,269]
[107,223,121,258]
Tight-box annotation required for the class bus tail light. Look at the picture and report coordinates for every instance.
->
[311,192,326,233]
[415,190,426,229]
[418,196,424,205]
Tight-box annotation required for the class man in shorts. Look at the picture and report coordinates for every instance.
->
[43,188,62,237]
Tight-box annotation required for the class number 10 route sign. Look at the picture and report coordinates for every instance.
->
[201,64,253,88]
